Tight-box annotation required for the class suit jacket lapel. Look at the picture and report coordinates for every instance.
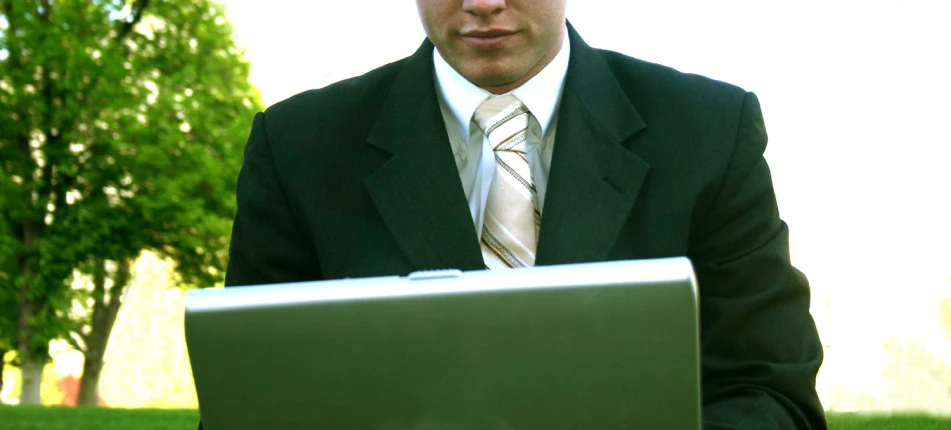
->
[535,25,651,266]
[363,28,651,270]
[364,41,485,272]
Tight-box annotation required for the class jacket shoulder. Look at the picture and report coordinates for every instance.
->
[595,49,750,111]
[590,49,765,198]
[592,48,759,158]
[259,57,407,141]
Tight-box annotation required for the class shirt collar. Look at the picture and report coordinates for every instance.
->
[433,27,571,142]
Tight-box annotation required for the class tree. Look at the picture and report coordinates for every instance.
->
[0,0,260,405]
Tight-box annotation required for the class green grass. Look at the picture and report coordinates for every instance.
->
[1,405,950,429]
[826,413,951,429]
[0,405,199,430]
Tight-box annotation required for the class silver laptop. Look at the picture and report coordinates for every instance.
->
[185,257,700,429]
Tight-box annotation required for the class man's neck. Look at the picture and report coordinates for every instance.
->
[432,26,571,142]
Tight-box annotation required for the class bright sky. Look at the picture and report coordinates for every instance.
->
[218,0,951,410]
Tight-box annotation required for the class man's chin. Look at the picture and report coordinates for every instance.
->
[461,69,528,94]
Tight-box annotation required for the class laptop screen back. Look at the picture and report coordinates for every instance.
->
[185,257,700,429]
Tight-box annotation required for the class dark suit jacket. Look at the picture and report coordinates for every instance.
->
[222,25,825,429]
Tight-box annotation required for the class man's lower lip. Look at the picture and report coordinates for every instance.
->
[461,34,515,50]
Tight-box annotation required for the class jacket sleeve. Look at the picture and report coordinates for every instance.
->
[198,111,324,429]
[689,92,826,429]
[224,111,322,287]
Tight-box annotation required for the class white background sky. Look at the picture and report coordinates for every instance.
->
[218,0,951,410]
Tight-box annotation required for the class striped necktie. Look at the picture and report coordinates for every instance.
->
[473,95,538,269]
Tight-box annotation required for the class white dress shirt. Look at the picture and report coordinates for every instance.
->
[433,30,571,239]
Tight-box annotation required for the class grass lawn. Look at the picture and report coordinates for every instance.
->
[826,413,951,429]
[0,405,199,430]
[1,405,950,429]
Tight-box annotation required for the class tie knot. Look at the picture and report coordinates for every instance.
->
[473,95,529,136]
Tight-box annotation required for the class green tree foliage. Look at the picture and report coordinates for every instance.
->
[0,0,260,404]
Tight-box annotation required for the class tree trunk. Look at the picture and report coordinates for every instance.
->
[15,301,43,405]
[16,219,43,405]
[0,348,6,404]
[76,350,104,406]
[76,260,130,406]
[18,356,44,405]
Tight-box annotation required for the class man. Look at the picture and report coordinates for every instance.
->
[224,0,825,428]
